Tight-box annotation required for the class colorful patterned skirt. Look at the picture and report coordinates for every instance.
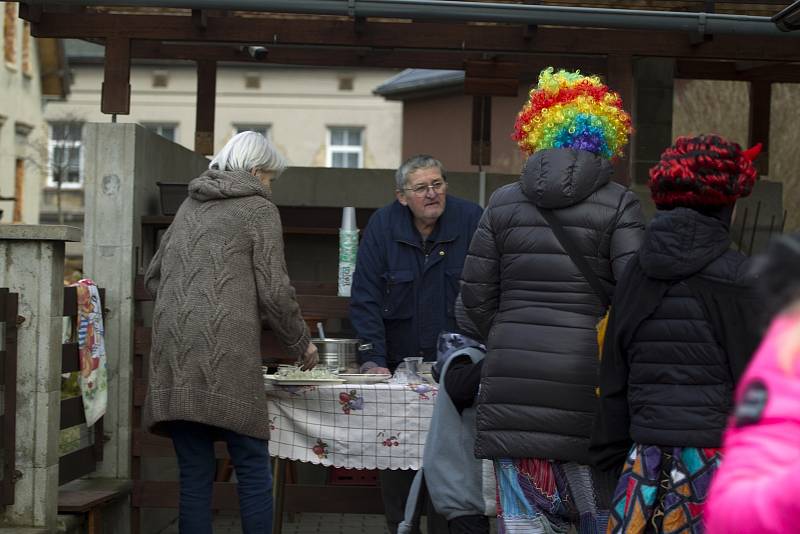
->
[606,444,722,534]
[493,457,613,534]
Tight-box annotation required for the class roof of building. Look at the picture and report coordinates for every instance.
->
[373,69,464,100]
[63,39,105,60]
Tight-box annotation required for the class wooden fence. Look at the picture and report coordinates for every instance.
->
[59,286,106,486]
[0,289,19,506]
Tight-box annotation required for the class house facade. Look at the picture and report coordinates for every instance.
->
[42,39,403,244]
[0,2,66,224]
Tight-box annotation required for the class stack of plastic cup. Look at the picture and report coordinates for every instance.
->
[338,207,359,297]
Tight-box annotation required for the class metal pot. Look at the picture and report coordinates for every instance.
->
[311,338,361,372]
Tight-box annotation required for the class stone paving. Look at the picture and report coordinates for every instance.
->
[160,511,500,533]
[160,512,395,533]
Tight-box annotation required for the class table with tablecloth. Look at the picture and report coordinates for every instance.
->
[264,380,438,533]
[265,381,438,470]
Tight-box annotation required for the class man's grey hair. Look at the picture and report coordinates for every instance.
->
[395,154,446,191]
[209,131,288,175]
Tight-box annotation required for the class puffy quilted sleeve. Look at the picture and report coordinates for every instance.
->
[610,189,645,282]
[461,202,500,340]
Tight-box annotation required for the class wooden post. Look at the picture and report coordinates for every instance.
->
[195,60,217,156]
[749,80,771,176]
[606,55,635,186]
[470,96,491,167]
[101,37,131,115]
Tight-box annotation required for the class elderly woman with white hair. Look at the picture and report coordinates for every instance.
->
[144,131,318,534]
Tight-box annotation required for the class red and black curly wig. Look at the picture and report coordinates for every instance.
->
[648,134,758,209]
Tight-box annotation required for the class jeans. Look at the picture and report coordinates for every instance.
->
[170,420,273,534]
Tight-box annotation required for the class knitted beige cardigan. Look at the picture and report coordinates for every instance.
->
[143,169,309,440]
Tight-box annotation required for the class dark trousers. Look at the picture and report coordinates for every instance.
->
[170,420,273,534]
[379,469,449,534]
[449,515,490,534]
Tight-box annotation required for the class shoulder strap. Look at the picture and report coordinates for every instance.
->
[539,208,611,308]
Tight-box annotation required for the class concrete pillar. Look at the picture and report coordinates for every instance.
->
[0,224,81,533]
[82,123,209,534]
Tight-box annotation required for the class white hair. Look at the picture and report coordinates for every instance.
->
[209,131,287,175]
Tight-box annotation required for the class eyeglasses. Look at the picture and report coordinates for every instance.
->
[402,180,446,197]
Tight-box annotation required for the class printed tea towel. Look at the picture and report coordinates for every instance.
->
[73,279,108,427]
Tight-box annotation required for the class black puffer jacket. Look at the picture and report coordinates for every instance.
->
[461,148,645,462]
[593,208,760,458]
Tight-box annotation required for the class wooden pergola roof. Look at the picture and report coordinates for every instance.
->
[18,0,795,170]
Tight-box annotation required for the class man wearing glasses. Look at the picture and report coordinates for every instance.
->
[349,154,483,534]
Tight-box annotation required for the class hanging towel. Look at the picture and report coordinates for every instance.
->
[73,279,108,427]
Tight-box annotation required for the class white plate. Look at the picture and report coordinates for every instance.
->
[265,375,345,386]
[337,374,391,384]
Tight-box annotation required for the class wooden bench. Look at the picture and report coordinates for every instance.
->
[58,479,132,534]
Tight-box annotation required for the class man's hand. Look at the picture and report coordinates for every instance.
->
[366,366,390,375]
[300,342,319,371]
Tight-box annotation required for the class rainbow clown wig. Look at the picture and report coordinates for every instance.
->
[513,68,632,160]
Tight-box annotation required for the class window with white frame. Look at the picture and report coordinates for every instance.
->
[142,122,177,142]
[327,127,363,168]
[48,121,83,188]
[234,124,271,139]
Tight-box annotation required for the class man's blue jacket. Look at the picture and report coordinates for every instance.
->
[349,195,483,369]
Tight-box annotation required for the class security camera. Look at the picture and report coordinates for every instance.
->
[246,46,269,60]
[772,0,800,32]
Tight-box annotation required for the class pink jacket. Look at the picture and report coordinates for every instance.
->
[706,313,800,534]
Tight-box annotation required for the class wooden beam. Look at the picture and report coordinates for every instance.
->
[676,59,800,82]
[29,12,800,63]
[130,41,604,76]
[195,60,217,156]
[101,36,131,115]
[606,55,635,185]
[749,80,771,176]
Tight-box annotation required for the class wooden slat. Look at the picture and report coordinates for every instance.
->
[0,351,5,384]
[59,447,97,486]
[291,281,337,296]
[60,396,86,430]
[62,342,80,373]
[294,295,349,320]
[93,416,104,462]
[133,379,147,407]
[133,480,238,509]
[63,286,77,317]
[1,292,18,505]
[58,488,122,513]
[284,484,385,514]
[134,276,152,302]
[132,429,229,459]
[464,77,519,97]
[132,480,384,512]
[133,325,151,354]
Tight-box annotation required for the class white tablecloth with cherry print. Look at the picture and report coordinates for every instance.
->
[264,381,437,470]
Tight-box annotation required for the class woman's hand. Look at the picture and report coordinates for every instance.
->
[300,342,319,371]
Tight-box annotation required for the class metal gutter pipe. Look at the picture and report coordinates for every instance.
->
[25,0,790,38]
